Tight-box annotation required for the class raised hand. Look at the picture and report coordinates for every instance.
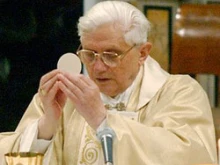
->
[57,72,107,130]
[38,69,67,139]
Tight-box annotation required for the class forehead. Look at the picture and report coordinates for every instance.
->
[81,23,128,49]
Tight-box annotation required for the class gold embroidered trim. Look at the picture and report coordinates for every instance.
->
[80,125,101,165]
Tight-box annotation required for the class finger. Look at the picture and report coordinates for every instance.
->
[39,74,58,96]
[47,81,60,99]
[39,70,61,95]
[58,80,78,102]
[76,74,99,93]
[57,74,83,98]
[79,74,96,87]
[62,72,90,91]
[39,69,60,87]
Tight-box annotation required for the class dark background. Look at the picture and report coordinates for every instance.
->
[0,0,83,131]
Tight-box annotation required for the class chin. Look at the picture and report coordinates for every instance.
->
[101,88,124,97]
[100,89,117,97]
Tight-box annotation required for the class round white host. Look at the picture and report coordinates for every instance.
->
[57,53,82,74]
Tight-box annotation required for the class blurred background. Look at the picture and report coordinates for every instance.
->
[0,0,82,131]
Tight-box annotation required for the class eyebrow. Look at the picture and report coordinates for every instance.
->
[82,45,122,53]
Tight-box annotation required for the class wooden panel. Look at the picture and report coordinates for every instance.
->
[171,4,220,75]
[144,6,172,71]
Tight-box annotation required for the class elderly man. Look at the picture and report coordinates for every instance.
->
[0,1,217,165]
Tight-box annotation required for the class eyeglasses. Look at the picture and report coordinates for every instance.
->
[76,44,136,67]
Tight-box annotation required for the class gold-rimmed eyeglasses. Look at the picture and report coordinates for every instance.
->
[76,44,136,67]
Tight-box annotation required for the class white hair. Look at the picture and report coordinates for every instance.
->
[77,1,151,46]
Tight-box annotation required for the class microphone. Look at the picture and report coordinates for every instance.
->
[97,127,115,165]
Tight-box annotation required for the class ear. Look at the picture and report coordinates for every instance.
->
[138,42,152,66]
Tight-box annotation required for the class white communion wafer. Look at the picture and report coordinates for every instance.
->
[57,53,82,74]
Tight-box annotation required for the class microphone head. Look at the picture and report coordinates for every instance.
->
[97,127,115,141]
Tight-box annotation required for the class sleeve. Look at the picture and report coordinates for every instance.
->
[96,119,108,133]
[19,119,51,153]
[14,94,44,133]
[19,118,58,165]
[17,94,52,154]
[107,76,217,165]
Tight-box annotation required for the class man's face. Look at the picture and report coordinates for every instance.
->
[81,24,146,97]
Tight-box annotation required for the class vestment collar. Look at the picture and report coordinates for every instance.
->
[136,56,169,109]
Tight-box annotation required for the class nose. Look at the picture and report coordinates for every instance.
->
[93,57,108,72]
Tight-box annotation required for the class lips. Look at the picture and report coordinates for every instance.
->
[96,78,111,83]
